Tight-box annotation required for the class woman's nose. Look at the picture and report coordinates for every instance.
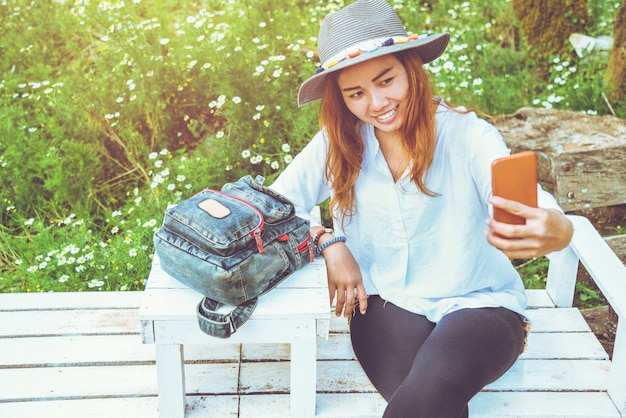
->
[370,90,388,111]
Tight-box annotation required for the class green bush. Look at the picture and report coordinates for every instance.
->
[0,0,622,293]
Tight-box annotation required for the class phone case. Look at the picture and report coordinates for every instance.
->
[491,151,538,225]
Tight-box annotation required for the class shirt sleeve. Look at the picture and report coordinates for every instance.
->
[462,112,510,204]
[269,130,331,227]
[458,111,563,213]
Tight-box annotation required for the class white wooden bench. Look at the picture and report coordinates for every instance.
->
[138,214,625,418]
[139,254,331,418]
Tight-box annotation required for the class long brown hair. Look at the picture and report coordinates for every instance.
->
[319,49,439,226]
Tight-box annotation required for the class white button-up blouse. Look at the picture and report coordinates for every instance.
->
[270,105,560,322]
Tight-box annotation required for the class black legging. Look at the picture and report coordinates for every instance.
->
[349,296,526,418]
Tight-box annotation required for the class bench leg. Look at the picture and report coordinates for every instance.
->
[609,319,626,416]
[156,344,186,418]
[290,340,317,418]
[546,245,579,307]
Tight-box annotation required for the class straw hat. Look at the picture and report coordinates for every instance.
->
[297,0,450,106]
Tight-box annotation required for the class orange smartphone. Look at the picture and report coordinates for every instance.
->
[491,151,538,225]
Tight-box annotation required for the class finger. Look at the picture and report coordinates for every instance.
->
[498,244,542,259]
[327,283,337,306]
[335,288,347,317]
[486,228,525,249]
[343,288,356,318]
[486,218,521,240]
[490,195,524,211]
[356,283,368,314]
[491,196,540,223]
[486,230,543,259]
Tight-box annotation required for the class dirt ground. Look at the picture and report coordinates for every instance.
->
[581,306,617,359]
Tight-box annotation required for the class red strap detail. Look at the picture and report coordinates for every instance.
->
[254,230,265,253]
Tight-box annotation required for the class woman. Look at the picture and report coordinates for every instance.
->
[270,0,574,417]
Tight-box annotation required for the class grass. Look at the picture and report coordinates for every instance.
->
[0,0,623,295]
[513,257,550,290]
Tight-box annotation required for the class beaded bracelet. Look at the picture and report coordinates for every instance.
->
[312,229,327,248]
[315,235,347,257]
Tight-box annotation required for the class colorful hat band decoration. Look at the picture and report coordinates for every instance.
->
[315,33,423,75]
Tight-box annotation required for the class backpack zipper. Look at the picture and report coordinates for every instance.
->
[211,190,266,253]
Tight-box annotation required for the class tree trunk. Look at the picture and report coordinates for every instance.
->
[605,0,626,103]
[512,0,589,63]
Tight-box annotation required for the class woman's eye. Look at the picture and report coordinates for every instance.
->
[381,77,394,86]
[349,91,363,99]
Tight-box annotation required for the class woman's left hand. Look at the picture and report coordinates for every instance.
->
[485,196,574,259]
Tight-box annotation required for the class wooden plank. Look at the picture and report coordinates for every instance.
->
[546,243,579,307]
[0,291,143,311]
[0,355,616,415]
[469,392,621,418]
[0,335,241,367]
[553,147,626,211]
[0,364,158,401]
[313,330,608,362]
[177,363,240,397]
[241,343,291,361]
[242,316,608,361]
[0,308,139,337]
[315,359,612,394]
[222,391,621,418]
[240,360,373,396]
[140,287,329,321]
[485,359,611,391]
[290,340,318,418]
[1,391,618,418]
[239,394,291,418]
[156,344,186,418]
[0,335,154,367]
[185,395,240,417]
[315,393,386,418]
[605,234,626,257]
[525,289,555,308]
[317,334,356,361]
[233,360,375,396]
[239,361,291,394]
[328,311,350,333]
[0,364,238,402]
[609,319,626,416]
[0,396,241,418]
[524,307,590,332]
[241,286,329,318]
[239,333,358,362]
[522,332,608,360]
[0,398,162,418]
[151,318,318,345]
[315,392,622,418]
[0,333,607,386]
[570,215,626,319]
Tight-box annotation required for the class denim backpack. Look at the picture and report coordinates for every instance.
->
[154,175,312,338]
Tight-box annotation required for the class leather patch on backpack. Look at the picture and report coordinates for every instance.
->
[198,198,231,218]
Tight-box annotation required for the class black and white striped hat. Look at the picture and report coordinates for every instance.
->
[297,0,450,106]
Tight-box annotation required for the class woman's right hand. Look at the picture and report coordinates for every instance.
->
[319,238,368,317]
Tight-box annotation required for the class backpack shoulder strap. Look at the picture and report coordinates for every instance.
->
[196,297,258,338]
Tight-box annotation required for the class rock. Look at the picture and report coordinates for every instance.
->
[489,108,626,214]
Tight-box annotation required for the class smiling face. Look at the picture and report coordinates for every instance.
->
[336,54,410,140]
